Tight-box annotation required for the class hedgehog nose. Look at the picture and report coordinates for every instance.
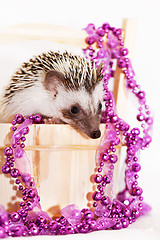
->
[91,130,101,139]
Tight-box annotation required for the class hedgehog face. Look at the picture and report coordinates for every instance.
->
[61,102,102,139]
[54,82,104,139]
[43,60,104,139]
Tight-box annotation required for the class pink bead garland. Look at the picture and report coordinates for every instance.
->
[0,22,153,237]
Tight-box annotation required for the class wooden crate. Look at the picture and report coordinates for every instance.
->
[0,19,137,217]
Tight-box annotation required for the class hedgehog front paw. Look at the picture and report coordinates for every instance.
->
[42,116,56,124]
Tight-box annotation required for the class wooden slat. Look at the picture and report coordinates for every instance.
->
[0,23,87,48]
[112,18,138,195]
[113,18,138,116]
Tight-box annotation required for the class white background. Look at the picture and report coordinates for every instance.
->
[0,0,160,239]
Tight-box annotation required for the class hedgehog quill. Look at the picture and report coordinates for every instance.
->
[0,51,104,139]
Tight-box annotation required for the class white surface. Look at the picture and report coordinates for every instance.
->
[7,212,160,240]
[0,0,160,239]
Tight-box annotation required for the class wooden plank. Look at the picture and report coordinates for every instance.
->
[0,23,87,48]
[113,18,138,116]
[112,18,138,195]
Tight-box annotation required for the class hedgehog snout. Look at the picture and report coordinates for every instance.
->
[91,129,101,139]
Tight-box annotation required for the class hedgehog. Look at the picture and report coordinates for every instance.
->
[0,51,104,139]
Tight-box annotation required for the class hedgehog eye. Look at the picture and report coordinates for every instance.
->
[98,102,102,112]
[71,106,79,114]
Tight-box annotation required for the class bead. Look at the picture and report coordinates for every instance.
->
[19,185,23,190]
[132,209,141,218]
[112,220,122,230]
[111,114,118,123]
[109,154,118,163]
[130,186,143,196]
[131,128,140,135]
[123,208,131,217]
[98,167,102,172]
[102,22,109,30]
[28,188,36,198]
[128,146,136,155]
[12,143,17,148]
[100,162,104,167]
[101,196,110,206]
[103,175,111,184]
[12,120,17,125]
[94,174,103,183]
[102,181,107,187]
[92,191,101,201]
[122,218,129,228]
[67,225,75,234]
[33,114,42,124]
[137,91,145,99]
[120,47,129,56]
[21,136,26,142]
[132,163,141,172]
[79,223,90,233]
[15,179,20,184]
[127,80,136,89]
[10,212,20,222]
[20,143,25,148]
[12,126,17,131]
[14,114,24,124]
[30,226,39,236]
[137,113,145,121]
[18,208,28,217]
[102,152,109,161]
[10,168,20,178]
[117,58,126,68]
[25,201,34,211]
[2,165,10,174]
[115,28,122,36]
[83,210,94,220]
[4,147,13,157]
[118,35,122,41]
[93,202,98,207]
[49,220,58,231]
[36,215,47,225]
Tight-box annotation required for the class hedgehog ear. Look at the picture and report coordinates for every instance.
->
[96,62,103,82]
[44,70,64,97]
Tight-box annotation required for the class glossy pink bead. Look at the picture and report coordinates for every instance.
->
[94,174,103,183]
[92,191,101,201]
[120,47,129,56]
[4,147,13,157]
